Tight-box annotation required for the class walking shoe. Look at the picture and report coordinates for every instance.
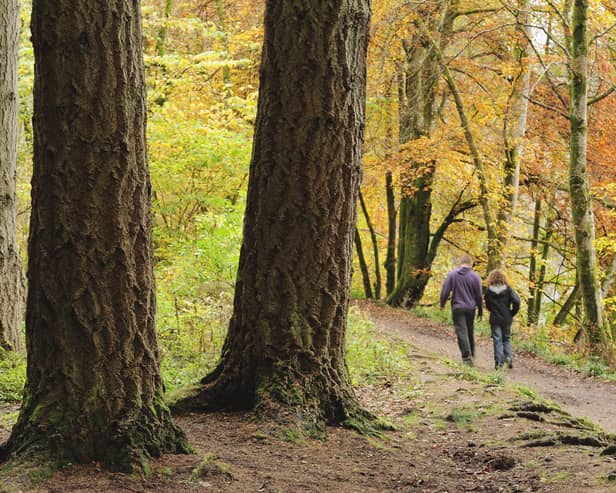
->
[505,359,513,369]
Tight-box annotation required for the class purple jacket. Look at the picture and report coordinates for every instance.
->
[440,266,483,316]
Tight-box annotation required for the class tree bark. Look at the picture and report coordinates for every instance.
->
[384,171,396,296]
[1,0,188,471]
[0,0,25,351]
[568,0,612,353]
[172,0,372,432]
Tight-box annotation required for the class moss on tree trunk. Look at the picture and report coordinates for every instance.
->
[568,0,613,355]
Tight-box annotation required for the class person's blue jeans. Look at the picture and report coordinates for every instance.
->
[452,309,475,365]
[491,324,512,368]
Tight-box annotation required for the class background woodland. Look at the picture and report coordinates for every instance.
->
[3,0,616,413]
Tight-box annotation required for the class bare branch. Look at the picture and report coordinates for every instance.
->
[524,95,570,119]
[588,86,616,106]
[590,21,616,44]
[454,7,503,17]
[523,29,570,109]
[450,67,490,93]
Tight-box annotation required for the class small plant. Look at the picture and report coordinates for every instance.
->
[447,406,477,428]
[191,453,234,481]
[278,427,307,445]
[346,308,412,386]
[513,384,538,401]
[582,357,609,378]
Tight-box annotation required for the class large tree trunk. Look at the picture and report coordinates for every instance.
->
[0,0,25,351]
[1,0,188,471]
[172,0,372,432]
[568,0,612,354]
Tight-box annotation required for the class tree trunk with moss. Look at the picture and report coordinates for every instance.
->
[384,171,396,296]
[172,0,372,432]
[568,0,612,354]
[387,2,456,308]
[1,0,188,471]
[0,0,25,351]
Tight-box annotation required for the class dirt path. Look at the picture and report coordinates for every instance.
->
[359,301,616,434]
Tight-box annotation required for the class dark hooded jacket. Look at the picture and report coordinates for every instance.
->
[484,284,520,327]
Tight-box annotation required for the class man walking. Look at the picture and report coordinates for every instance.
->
[440,254,483,366]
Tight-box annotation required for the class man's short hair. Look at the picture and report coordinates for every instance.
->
[458,254,473,266]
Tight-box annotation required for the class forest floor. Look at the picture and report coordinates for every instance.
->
[2,301,616,492]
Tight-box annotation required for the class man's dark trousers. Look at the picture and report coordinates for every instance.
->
[452,308,475,364]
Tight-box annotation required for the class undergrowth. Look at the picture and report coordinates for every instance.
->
[0,350,26,403]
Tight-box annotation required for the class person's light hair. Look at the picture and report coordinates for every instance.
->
[487,269,507,286]
[457,254,473,267]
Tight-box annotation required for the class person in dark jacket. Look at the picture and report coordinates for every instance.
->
[484,269,520,369]
[440,254,483,366]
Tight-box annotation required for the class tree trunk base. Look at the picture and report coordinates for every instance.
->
[0,398,190,473]
[170,361,383,437]
[386,278,427,309]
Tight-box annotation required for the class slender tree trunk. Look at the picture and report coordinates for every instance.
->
[215,0,232,94]
[527,198,542,325]
[569,0,612,353]
[419,19,498,274]
[530,218,554,324]
[601,254,616,297]
[384,171,396,296]
[354,228,373,299]
[554,284,580,326]
[0,0,25,352]
[155,0,173,56]
[358,191,381,299]
[1,0,188,471]
[172,0,373,432]
[493,0,530,271]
